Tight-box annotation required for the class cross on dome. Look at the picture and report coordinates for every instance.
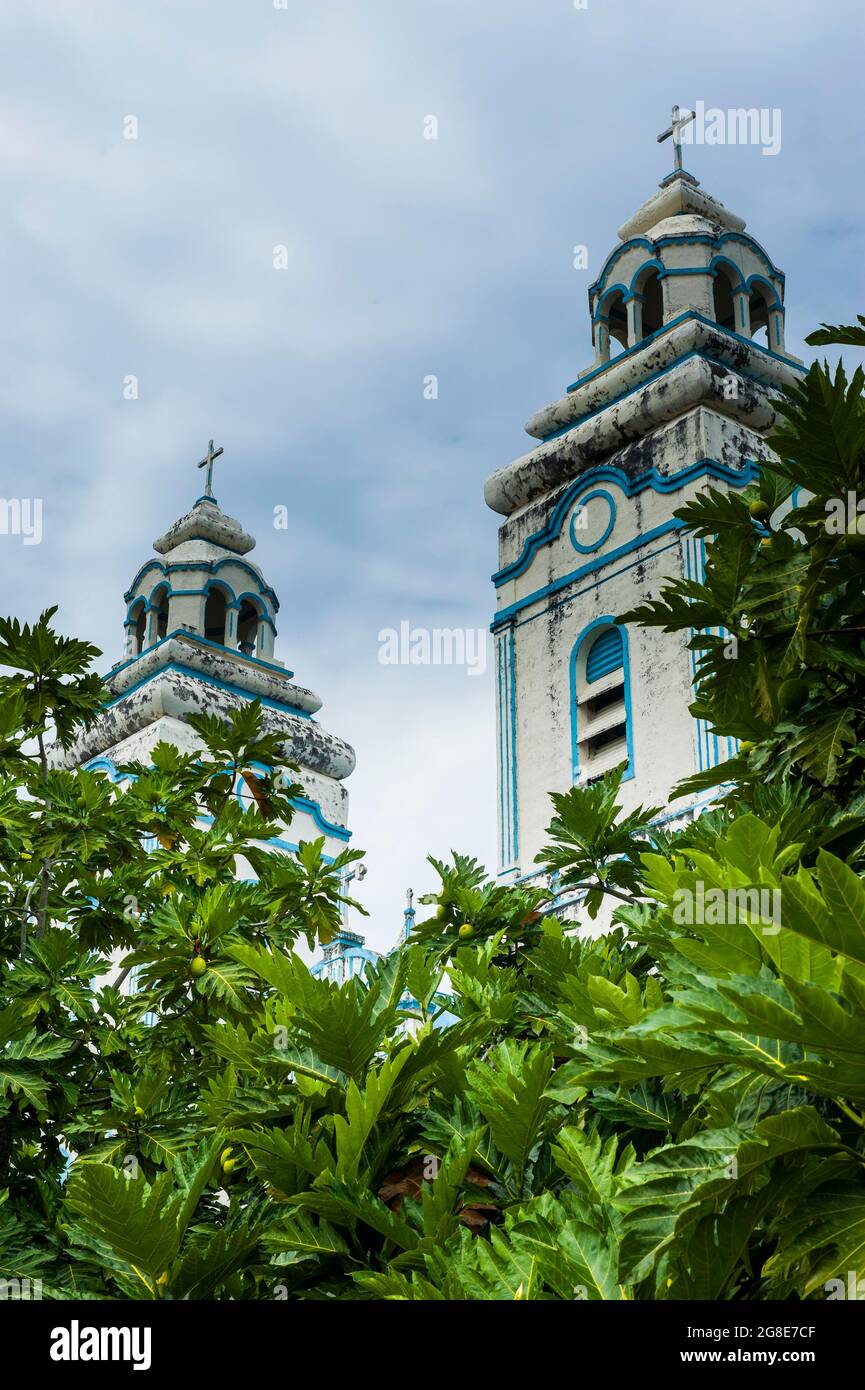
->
[196,438,224,500]
[656,104,696,175]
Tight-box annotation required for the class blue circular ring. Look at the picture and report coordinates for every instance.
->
[569,489,616,554]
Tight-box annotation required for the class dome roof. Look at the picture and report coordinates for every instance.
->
[648,213,722,240]
[153,497,256,557]
[617,171,746,242]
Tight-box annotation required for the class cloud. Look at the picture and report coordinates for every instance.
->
[0,0,863,939]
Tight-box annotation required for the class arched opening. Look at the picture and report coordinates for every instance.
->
[130,600,146,656]
[204,588,229,645]
[637,269,663,339]
[573,623,631,784]
[151,585,170,643]
[604,290,629,357]
[748,282,774,346]
[237,598,262,656]
[713,264,739,331]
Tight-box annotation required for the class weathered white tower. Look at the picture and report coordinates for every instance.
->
[485,136,806,882]
[55,446,355,861]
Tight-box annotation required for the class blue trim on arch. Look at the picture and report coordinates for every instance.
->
[593,283,630,322]
[202,576,235,605]
[569,488,616,554]
[628,259,665,294]
[589,237,655,298]
[585,625,623,682]
[569,617,634,785]
[497,535,684,643]
[493,456,759,588]
[493,519,688,631]
[124,556,279,612]
[589,231,786,300]
[234,590,277,635]
[745,273,783,310]
[708,254,747,289]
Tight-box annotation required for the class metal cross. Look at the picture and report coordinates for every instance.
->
[196,439,224,498]
[657,105,695,174]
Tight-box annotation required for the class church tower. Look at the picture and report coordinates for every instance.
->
[54,445,356,862]
[486,123,806,882]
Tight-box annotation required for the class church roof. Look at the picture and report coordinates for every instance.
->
[153,496,256,557]
[617,170,747,242]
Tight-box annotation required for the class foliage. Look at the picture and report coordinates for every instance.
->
[1,320,864,1300]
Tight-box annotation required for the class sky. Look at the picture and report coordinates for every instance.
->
[1,0,863,950]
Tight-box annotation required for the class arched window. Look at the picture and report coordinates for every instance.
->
[130,600,146,656]
[204,588,229,645]
[713,263,739,331]
[604,289,629,357]
[571,621,632,784]
[237,598,262,655]
[151,585,170,643]
[748,281,773,346]
[635,267,663,339]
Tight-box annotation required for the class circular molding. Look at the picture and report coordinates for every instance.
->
[569,489,616,554]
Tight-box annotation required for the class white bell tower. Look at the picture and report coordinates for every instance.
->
[486,125,806,882]
[54,444,356,861]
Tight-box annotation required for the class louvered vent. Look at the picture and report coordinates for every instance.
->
[577,626,629,782]
[585,626,623,683]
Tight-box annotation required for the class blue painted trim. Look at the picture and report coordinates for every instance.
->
[503,535,685,637]
[593,283,630,321]
[493,519,687,630]
[125,557,279,612]
[291,795,351,842]
[709,254,747,289]
[563,310,803,397]
[85,755,346,845]
[104,661,313,719]
[746,273,782,311]
[493,457,759,587]
[557,341,794,446]
[84,756,128,782]
[496,636,505,868]
[628,259,665,294]
[107,630,294,681]
[569,617,634,784]
[495,627,519,872]
[589,231,786,299]
[660,266,713,277]
[508,625,519,866]
[495,517,706,631]
[588,238,655,298]
[569,488,616,554]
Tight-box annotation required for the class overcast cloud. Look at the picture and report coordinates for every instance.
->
[1,0,863,948]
